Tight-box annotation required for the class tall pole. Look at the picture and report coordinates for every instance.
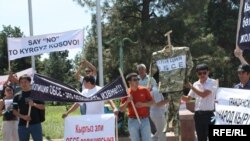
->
[97,0,104,86]
[28,0,36,74]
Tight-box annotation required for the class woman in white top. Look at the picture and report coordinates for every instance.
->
[0,85,19,141]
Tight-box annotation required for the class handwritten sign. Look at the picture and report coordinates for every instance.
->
[156,55,186,72]
[64,114,115,141]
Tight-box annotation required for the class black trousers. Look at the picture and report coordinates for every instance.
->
[194,111,215,141]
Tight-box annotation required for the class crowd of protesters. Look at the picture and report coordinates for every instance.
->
[0,49,249,141]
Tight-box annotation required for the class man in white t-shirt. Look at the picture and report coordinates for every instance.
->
[75,60,97,91]
[62,76,118,118]
[75,60,97,114]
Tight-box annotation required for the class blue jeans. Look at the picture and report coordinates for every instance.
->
[18,123,43,141]
[128,117,152,141]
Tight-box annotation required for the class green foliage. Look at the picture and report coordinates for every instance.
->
[0,25,32,75]
[41,51,78,90]
[77,0,243,87]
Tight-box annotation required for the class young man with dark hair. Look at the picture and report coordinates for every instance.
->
[75,60,97,115]
[181,64,218,141]
[120,72,154,141]
[62,75,118,118]
[13,74,45,141]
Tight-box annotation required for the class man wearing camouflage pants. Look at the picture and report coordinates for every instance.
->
[151,45,193,137]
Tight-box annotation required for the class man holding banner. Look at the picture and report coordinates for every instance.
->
[181,64,218,141]
[120,72,154,141]
[62,75,118,118]
[13,74,45,141]
[75,60,97,115]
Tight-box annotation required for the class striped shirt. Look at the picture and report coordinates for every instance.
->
[188,78,218,111]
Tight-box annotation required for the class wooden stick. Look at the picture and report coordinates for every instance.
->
[164,30,172,47]
[118,68,141,124]
[115,116,119,141]
[26,105,31,128]
[8,60,11,72]
[146,64,152,88]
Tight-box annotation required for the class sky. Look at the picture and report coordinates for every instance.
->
[0,0,92,60]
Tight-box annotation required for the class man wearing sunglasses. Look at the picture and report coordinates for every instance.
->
[75,60,97,115]
[137,64,167,141]
[120,73,154,141]
[181,63,218,141]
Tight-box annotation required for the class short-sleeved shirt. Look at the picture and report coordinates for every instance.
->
[188,78,218,111]
[78,86,104,115]
[150,87,166,117]
[234,80,250,89]
[121,86,153,118]
[79,76,97,90]
[138,74,157,88]
[2,98,18,121]
[13,91,45,126]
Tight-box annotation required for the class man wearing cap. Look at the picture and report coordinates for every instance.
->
[181,64,218,141]
[120,72,154,141]
[234,64,250,89]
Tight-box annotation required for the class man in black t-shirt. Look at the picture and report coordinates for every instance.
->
[13,74,45,141]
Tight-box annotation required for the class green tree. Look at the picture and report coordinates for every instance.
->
[0,25,32,75]
[74,0,242,87]
[43,51,76,86]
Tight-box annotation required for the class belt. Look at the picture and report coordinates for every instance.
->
[129,116,148,119]
[195,110,214,114]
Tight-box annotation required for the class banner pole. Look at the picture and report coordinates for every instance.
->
[235,0,244,50]
[8,60,11,72]
[26,105,31,128]
[115,116,119,141]
[118,68,141,124]
[146,64,152,88]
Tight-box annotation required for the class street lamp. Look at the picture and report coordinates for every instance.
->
[119,38,138,71]
[105,37,138,71]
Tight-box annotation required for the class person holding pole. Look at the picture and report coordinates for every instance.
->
[62,75,118,117]
[75,59,97,115]
[13,74,45,141]
[181,64,217,141]
[137,64,167,141]
[120,72,154,141]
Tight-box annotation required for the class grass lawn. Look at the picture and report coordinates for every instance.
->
[0,105,80,140]
[42,105,80,140]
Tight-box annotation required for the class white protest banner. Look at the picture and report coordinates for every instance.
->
[64,114,115,141]
[156,55,186,72]
[0,75,8,91]
[0,68,33,91]
[7,29,83,60]
[215,88,250,125]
